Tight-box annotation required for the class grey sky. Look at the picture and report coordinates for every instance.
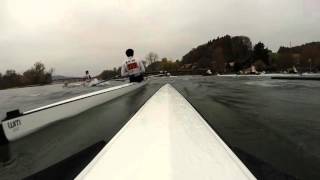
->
[1,0,319,76]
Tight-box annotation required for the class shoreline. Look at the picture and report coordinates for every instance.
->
[2,73,320,91]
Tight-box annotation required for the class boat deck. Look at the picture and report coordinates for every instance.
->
[77,84,256,180]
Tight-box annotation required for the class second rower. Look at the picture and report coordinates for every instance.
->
[121,49,145,83]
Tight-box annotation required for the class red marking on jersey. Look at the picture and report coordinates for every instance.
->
[127,62,138,70]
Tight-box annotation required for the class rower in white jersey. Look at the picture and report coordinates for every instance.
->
[121,49,146,83]
[85,70,92,82]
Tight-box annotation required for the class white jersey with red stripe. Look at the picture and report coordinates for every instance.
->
[121,57,145,77]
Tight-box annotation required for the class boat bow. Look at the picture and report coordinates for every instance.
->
[76,84,256,180]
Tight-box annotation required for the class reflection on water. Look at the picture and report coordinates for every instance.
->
[24,141,107,180]
[0,76,320,180]
[0,145,11,164]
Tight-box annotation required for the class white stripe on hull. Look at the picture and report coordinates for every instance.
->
[76,84,256,180]
[2,82,147,141]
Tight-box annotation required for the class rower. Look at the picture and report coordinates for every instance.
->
[121,49,145,83]
[85,70,92,82]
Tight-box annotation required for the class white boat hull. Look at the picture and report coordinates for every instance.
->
[76,84,256,180]
[1,82,147,142]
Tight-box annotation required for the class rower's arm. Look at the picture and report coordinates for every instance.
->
[121,64,128,77]
[139,61,145,73]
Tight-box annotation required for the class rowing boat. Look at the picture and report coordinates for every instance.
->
[0,81,147,142]
[76,84,256,180]
[63,78,111,88]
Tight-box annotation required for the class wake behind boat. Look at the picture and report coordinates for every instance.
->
[76,84,256,180]
[0,81,148,143]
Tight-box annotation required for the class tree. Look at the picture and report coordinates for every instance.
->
[253,42,271,65]
[0,70,23,89]
[146,61,162,72]
[161,57,168,63]
[0,73,2,88]
[142,60,147,66]
[145,52,159,65]
[277,53,295,70]
[254,60,267,72]
[23,62,53,85]
[99,69,118,80]
[160,58,179,72]
[0,62,53,89]
[34,62,46,73]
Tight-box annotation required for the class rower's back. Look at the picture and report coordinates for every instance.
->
[124,58,142,75]
[121,49,145,82]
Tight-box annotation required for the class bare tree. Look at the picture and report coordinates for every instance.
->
[145,52,159,65]
[141,60,147,68]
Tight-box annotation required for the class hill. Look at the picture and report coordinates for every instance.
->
[181,35,256,73]
[276,42,320,71]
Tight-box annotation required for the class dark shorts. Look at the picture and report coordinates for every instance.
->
[129,74,144,83]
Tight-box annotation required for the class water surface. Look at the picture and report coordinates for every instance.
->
[0,77,319,180]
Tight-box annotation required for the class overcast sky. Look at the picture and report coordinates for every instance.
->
[0,0,319,76]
